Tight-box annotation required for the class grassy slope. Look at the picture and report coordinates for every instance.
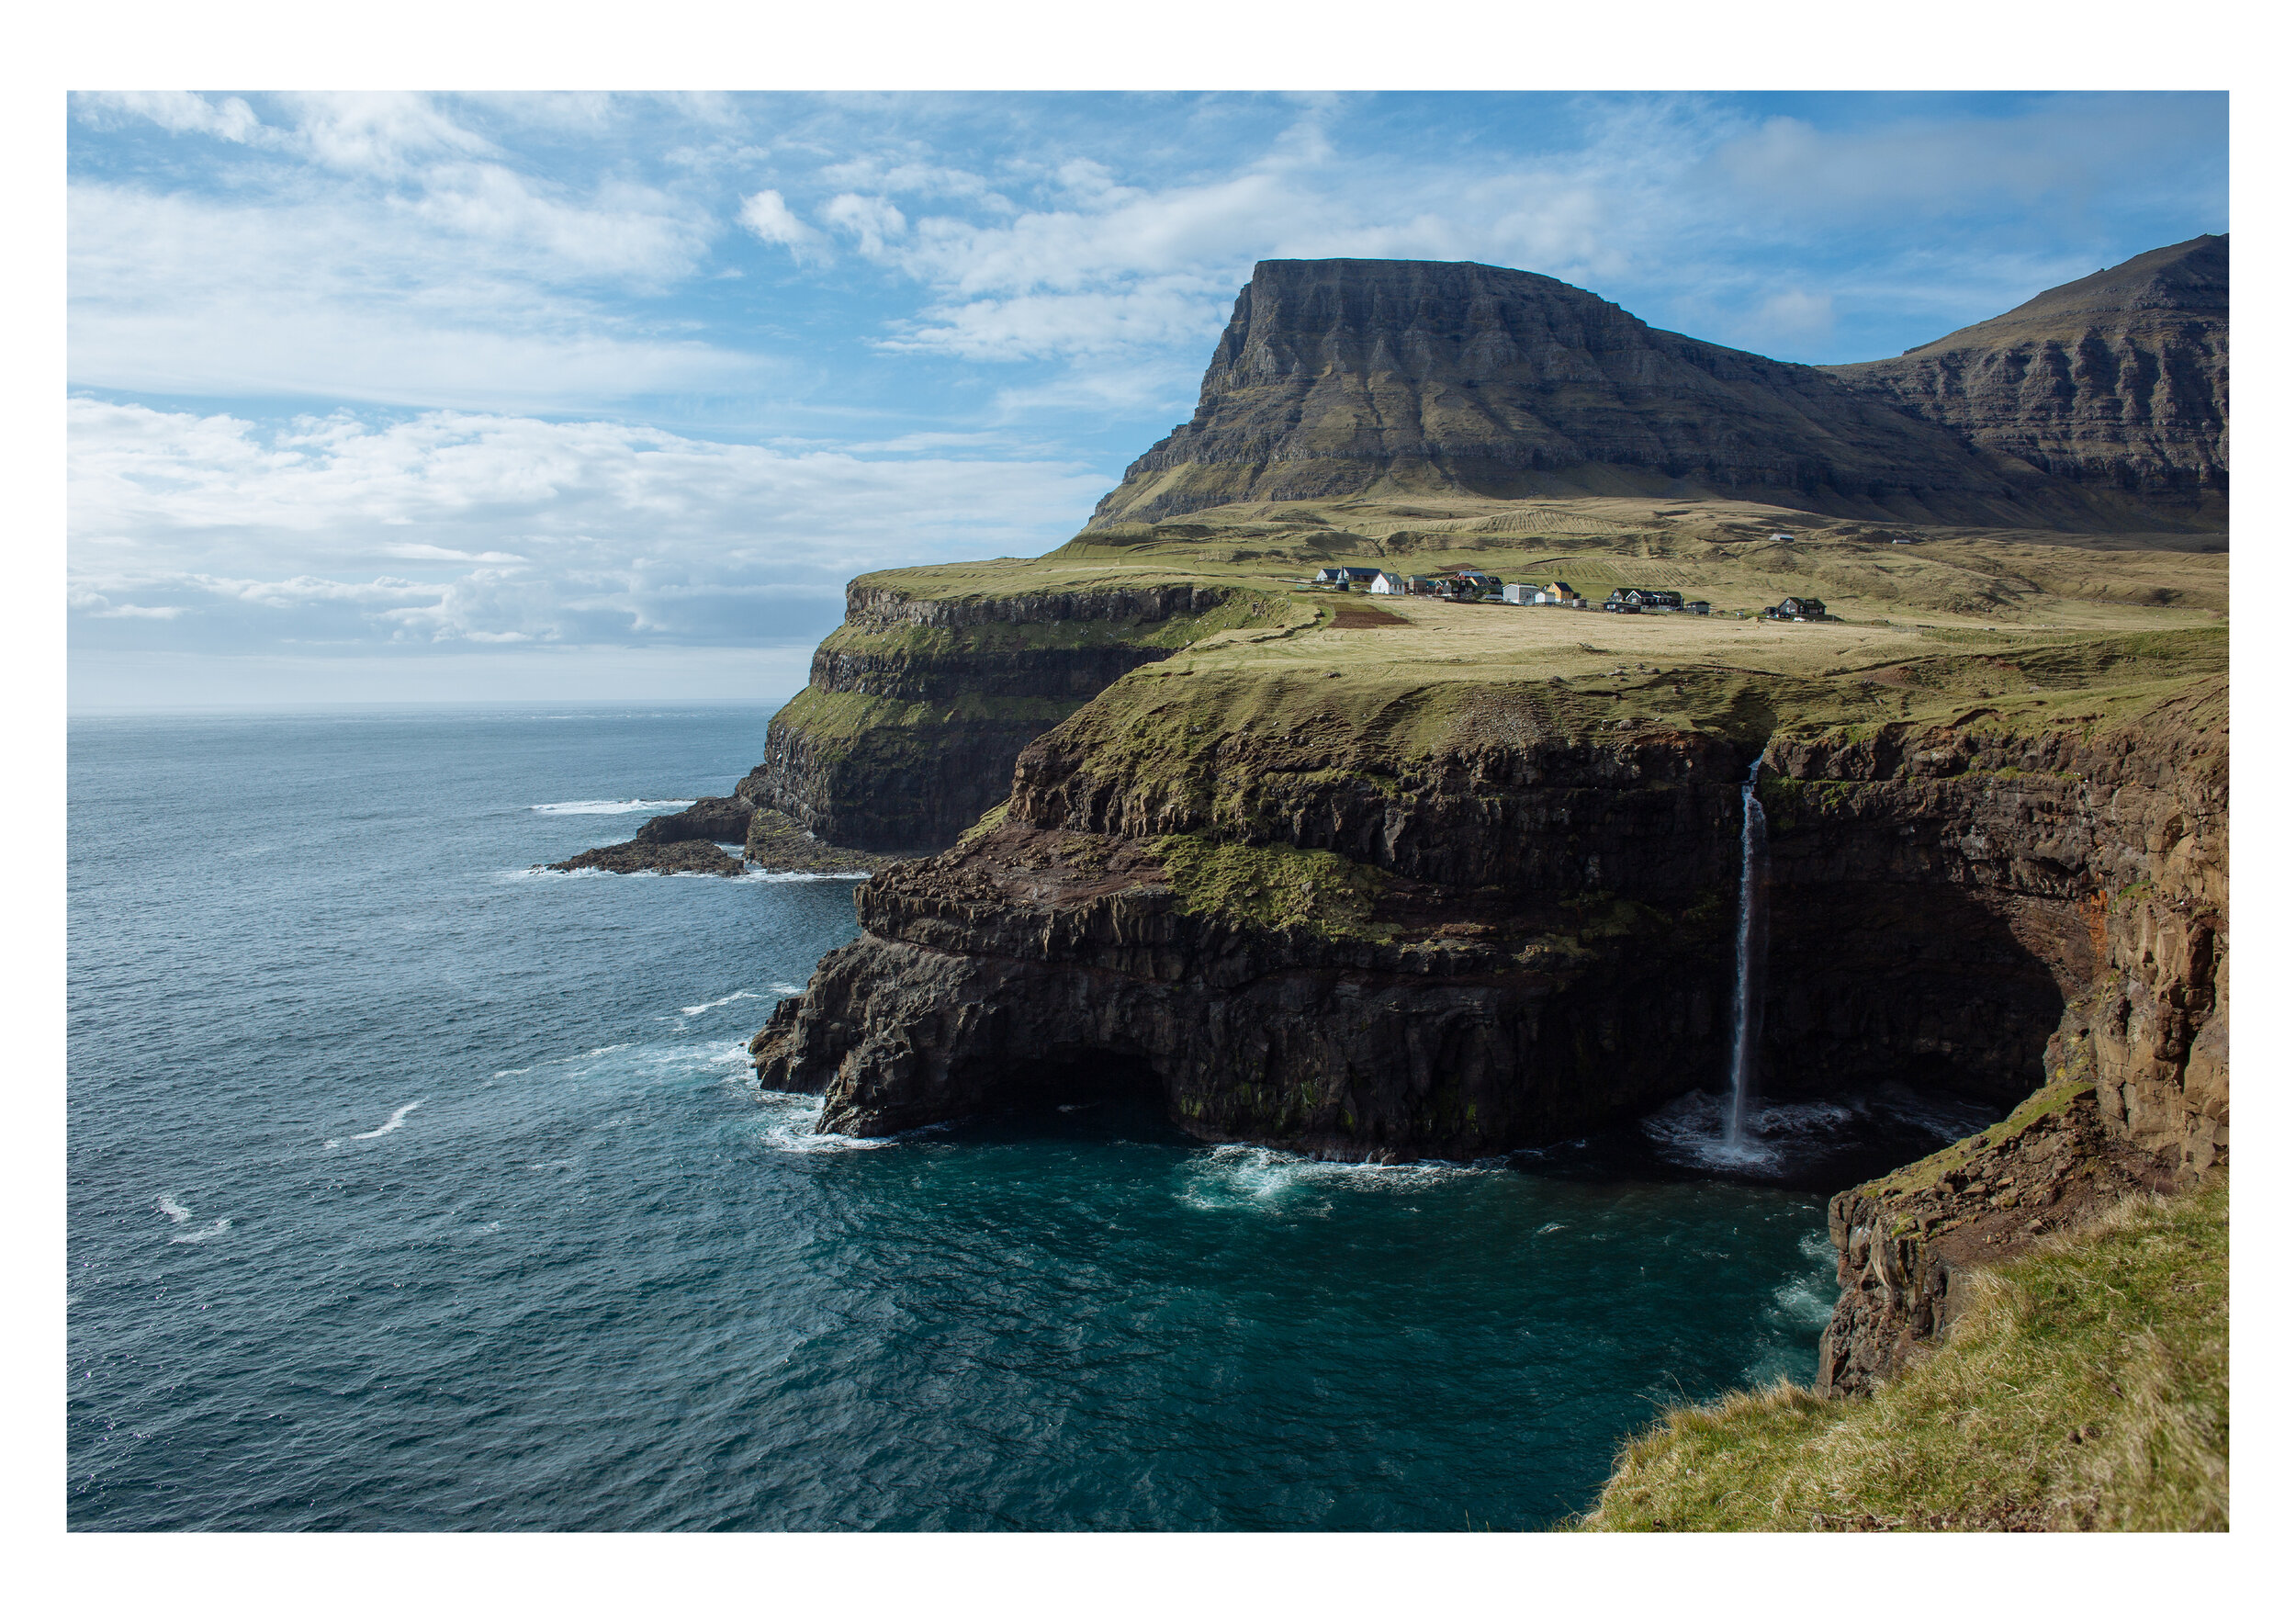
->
[1580,1179,2228,1531]
[783,494,2224,771]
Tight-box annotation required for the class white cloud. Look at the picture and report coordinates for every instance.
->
[1705,98,2224,219]
[279,91,501,175]
[738,188,827,261]
[70,180,750,409]
[74,91,272,145]
[1734,288,1839,352]
[822,193,908,257]
[887,278,1232,361]
[69,400,1112,655]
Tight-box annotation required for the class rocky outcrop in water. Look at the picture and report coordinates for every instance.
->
[1087,258,2181,532]
[1828,235,2228,520]
[546,796,881,878]
[633,796,755,845]
[548,838,745,877]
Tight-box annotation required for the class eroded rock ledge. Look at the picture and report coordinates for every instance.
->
[754,669,2225,1215]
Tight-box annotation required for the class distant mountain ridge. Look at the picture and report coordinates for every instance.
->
[1090,247,2227,533]
[1826,234,2227,515]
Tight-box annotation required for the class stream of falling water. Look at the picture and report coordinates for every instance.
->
[1726,757,1770,1146]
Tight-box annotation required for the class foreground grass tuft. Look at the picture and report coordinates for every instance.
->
[1580,1178,2227,1531]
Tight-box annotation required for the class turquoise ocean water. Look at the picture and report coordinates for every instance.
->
[66,706,1990,1530]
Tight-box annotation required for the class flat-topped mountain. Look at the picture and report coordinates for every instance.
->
[1827,234,2227,515]
[1089,257,2200,533]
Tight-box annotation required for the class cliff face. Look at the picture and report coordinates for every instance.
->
[737,579,1263,852]
[751,660,2225,1179]
[1088,258,2167,532]
[1777,685,2229,1393]
[754,720,1754,1155]
[1828,236,2228,519]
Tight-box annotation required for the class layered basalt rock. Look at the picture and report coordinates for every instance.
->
[1088,258,2173,532]
[1775,690,2230,1394]
[737,579,1258,853]
[753,725,1754,1155]
[1829,235,2228,519]
[753,673,2224,1201]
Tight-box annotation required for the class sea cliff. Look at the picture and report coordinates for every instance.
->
[736,572,1276,852]
[708,246,2229,1526]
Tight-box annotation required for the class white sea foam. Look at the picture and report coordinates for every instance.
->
[1175,1143,1485,1212]
[1771,1275,1839,1329]
[769,983,806,997]
[322,1138,342,1150]
[1640,1090,1859,1174]
[351,1098,427,1140]
[680,989,763,1017]
[1536,1222,1566,1235]
[502,864,614,883]
[530,798,693,816]
[729,870,873,885]
[491,1065,532,1078]
[156,1193,191,1223]
[753,1090,897,1154]
[171,1218,232,1244]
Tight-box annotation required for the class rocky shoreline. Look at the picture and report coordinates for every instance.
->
[543,795,884,878]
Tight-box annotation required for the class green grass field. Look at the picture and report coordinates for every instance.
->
[1578,1178,2228,1531]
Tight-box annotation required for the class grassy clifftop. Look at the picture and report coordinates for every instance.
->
[1580,1178,2228,1531]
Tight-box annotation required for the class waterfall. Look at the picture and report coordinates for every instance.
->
[1725,756,1770,1146]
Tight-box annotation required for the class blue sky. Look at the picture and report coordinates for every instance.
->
[66,90,2229,706]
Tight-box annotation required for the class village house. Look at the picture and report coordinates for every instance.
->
[1683,600,1712,615]
[1434,569,1502,602]
[1769,531,1795,543]
[1367,570,1409,595]
[1606,587,1685,611]
[1311,565,1386,590]
[1503,578,1582,606]
[1769,596,1827,621]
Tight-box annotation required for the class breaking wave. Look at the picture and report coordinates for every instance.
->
[530,799,693,816]
[680,989,763,1017]
[1175,1143,1489,1212]
[351,1099,427,1141]
[754,1090,899,1155]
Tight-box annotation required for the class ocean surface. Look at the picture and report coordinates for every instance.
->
[67,705,1996,1531]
